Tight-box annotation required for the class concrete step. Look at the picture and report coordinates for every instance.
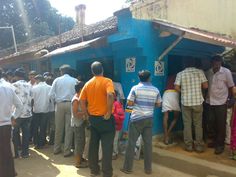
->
[152,147,236,177]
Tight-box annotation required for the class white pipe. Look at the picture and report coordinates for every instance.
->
[158,35,184,61]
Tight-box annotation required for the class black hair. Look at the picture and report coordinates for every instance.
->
[183,56,196,68]
[138,70,151,82]
[14,68,26,78]
[6,70,13,76]
[45,77,54,85]
[75,81,85,93]
[211,55,223,62]
[0,68,3,78]
[91,61,103,75]
[60,64,71,75]
[34,74,44,82]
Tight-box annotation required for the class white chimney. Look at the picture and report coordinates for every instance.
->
[75,4,86,27]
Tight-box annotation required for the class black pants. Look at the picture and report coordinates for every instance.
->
[88,115,115,177]
[202,103,213,141]
[13,118,30,156]
[209,104,227,148]
[0,125,15,177]
[33,113,48,147]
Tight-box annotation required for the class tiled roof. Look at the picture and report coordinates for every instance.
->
[0,16,118,61]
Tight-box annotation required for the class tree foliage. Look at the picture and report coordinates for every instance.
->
[0,0,75,50]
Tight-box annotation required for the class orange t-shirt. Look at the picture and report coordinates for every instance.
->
[79,76,115,116]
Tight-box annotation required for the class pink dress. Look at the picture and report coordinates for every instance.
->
[231,109,236,151]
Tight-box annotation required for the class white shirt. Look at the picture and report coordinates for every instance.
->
[13,80,33,118]
[206,67,234,105]
[71,95,84,127]
[0,79,23,126]
[32,82,51,113]
[49,74,78,103]
[113,82,125,101]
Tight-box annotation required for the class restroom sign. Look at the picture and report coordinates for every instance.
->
[126,57,136,72]
[155,61,164,76]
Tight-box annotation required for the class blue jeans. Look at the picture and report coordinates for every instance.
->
[13,118,30,156]
[123,118,153,172]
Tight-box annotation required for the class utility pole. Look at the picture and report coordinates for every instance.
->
[0,26,18,53]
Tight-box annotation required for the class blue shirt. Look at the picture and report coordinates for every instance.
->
[127,82,161,122]
[49,74,78,103]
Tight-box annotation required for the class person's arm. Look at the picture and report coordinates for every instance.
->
[12,90,23,126]
[48,79,56,100]
[155,90,162,107]
[72,100,85,118]
[174,72,181,92]
[201,82,208,89]
[174,85,181,92]
[104,92,114,120]
[78,85,89,118]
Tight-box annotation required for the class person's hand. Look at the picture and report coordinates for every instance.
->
[104,112,111,120]
[11,118,16,127]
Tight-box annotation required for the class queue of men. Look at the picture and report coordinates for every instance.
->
[0,54,235,177]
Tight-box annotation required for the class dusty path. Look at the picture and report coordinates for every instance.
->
[15,146,195,177]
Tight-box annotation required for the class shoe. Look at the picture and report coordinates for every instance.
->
[75,155,88,168]
[90,171,100,177]
[195,145,204,153]
[145,169,152,175]
[53,150,61,155]
[185,145,193,152]
[76,161,88,168]
[64,152,73,157]
[120,168,132,174]
[215,147,224,155]
[34,146,43,149]
[21,154,30,158]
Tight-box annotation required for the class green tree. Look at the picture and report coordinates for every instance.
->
[0,0,75,50]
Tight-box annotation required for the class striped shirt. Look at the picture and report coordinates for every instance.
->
[127,82,161,122]
[175,67,207,106]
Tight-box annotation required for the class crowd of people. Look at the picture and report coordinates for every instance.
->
[0,55,236,177]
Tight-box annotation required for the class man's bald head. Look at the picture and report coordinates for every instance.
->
[91,61,103,76]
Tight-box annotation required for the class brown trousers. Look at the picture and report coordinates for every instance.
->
[0,125,16,177]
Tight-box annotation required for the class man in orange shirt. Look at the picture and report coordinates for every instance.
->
[79,61,115,177]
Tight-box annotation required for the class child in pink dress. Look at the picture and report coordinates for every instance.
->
[231,87,236,160]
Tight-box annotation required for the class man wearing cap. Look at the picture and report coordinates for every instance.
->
[32,75,51,149]
[49,65,78,157]
[0,68,23,177]
[79,61,115,177]
[12,68,33,158]
[206,55,234,154]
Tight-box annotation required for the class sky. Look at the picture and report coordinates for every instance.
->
[49,0,128,24]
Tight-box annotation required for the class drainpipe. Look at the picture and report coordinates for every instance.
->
[157,34,184,61]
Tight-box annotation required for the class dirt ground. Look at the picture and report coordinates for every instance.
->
[15,145,195,177]
[155,139,236,167]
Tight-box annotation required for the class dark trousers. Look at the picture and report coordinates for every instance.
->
[13,118,30,156]
[0,125,15,177]
[88,115,115,177]
[123,118,153,171]
[33,113,48,147]
[47,111,55,144]
[209,104,227,148]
